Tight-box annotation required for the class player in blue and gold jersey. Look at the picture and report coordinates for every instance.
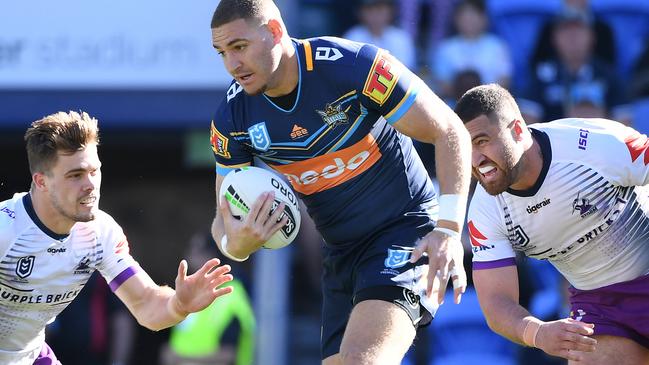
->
[209,1,472,363]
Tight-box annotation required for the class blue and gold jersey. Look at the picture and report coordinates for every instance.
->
[211,37,437,247]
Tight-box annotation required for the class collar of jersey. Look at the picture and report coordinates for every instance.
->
[22,193,69,241]
[506,128,552,197]
[261,39,302,113]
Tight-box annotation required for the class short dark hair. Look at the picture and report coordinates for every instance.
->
[24,111,99,174]
[454,84,521,124]
[211,0,269,29]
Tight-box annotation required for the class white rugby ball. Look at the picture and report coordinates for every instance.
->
[219,166,301,249]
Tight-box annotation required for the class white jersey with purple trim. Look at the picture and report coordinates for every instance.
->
[0,193,140,365]
[468,118,649,290]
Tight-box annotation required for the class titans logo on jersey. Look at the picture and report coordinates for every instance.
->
[211,37,437,247]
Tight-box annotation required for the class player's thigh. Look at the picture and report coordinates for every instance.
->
[568,335,649,365]
[339,299,415,364]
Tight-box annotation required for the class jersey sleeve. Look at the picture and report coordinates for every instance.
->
[211,97,253,176]
[95,212,141,291]
[467,186,516,270]
[598,123,649,186]
[354,43,423,125]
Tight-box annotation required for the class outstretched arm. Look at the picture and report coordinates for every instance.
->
[114,258,233,331]
[393,86,471,304]
[474,265,597,361]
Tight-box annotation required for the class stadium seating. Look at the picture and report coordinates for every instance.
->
[487,0,562,95]
[590,0,649,84]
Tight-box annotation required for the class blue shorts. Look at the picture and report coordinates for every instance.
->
[320,214,436,359]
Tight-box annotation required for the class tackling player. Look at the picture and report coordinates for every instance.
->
[0,111,234,365]
[455,84,649,364]
[208,0,472,363]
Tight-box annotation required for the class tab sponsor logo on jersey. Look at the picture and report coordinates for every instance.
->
[468,221,495,253]
[248,122,271,152]
[526,198,551,214]
[15,256,35,279]
[271,134,382,195]
[363,50,402,105]
[210,122,231,159]
[316,101,349,128]
[624,131,649,165]
[572,192,598,218]
[290,124,309,139]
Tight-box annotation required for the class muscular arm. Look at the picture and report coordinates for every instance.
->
[473,265,531,345]
[391,85,471,231]
[474,265,597,360]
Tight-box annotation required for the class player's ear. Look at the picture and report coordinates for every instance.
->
[32,172,47,192]
[511,119,525,141]
[266,19,283,44]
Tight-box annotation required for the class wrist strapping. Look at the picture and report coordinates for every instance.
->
[523,318,542,347]
[437,194,466,225]
[434,227,461,240]
[220,235,249,262]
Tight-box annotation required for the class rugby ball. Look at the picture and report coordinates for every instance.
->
[219,166,301,249]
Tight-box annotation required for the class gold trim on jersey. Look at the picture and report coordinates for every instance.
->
[303,40,314,71]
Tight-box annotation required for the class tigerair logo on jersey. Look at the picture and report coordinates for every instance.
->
[210,122,231,159]
[316,102,349,128]
[468,221,495,253]
[271,134,382,195]
[526,198,551,214]
[363,50,402,105]
[290,124,309,139]
[625,131,649,165]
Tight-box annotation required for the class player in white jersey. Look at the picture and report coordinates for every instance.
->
[454,84,649,364]
[0,111,234,365]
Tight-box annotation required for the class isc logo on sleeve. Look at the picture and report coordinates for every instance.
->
[363,50,402,106]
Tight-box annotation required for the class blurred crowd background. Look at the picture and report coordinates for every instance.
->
[1,0,649,364]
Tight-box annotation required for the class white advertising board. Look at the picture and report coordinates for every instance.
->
[0,0,232,89]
